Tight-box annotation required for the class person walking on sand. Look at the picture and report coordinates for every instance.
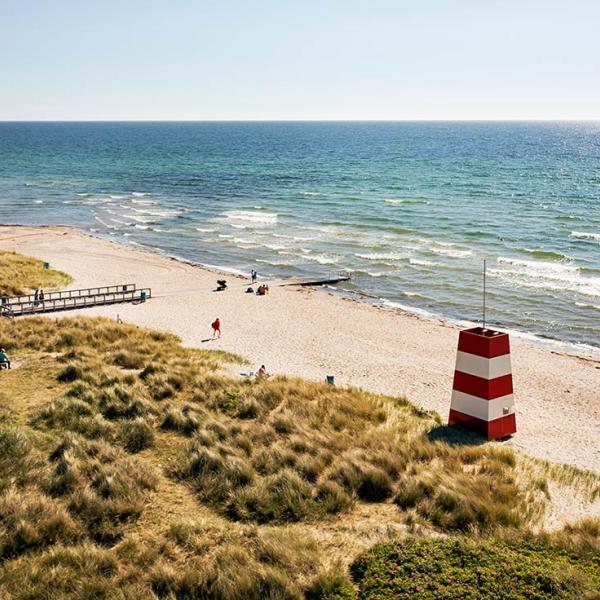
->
[251,269,257,284]
[39,289,45,308]
[211,317,221,339]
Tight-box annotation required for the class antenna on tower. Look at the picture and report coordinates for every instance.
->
[482,258,487,329]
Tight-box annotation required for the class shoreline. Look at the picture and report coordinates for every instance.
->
[3,221,598,364]
[1,223,600,474]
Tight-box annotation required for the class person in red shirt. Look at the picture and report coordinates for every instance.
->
[211,317,221,339]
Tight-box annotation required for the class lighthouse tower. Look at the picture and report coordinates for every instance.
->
[448,326,516,440]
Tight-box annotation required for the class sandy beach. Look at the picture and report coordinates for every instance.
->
[1,224,599,474]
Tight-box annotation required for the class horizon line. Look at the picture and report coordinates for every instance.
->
[1,118,599,123]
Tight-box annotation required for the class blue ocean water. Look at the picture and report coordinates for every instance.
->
[0,121,599,353]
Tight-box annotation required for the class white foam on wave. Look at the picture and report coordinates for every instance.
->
[303,254,340,265]
[430,246,473,258]
[222,210,278,225]
[132,207,181,219]
[94,215,115,229]
[355,251,408,261]
[200,263,248,278]
[121,213,155,224]
[380,299,434,319]
[255,257,295,267]
[410,258,439,267]
[109,194,126,200]
[195,227,217,233]
[132,192,150,197]
[34,200,44,204]
[575,302,600,311]
[492,257,600,298]
[261,242,287,251]
[270,232,316,242]
[384,198,429,205]
[571,230,600,241]
[131,199,158,205]
[497,257,578,275]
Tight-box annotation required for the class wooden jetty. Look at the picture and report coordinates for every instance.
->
[277,274,351,287]
[0,284,151,318]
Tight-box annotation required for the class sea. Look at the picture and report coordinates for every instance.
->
[0,121,599,357]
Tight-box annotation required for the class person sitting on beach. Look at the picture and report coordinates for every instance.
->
[257,285,265,296]
[257,364,270,378]
[211,318,221,339]
[0,349,11,370]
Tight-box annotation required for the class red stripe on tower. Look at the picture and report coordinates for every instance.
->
[448,327,516,440]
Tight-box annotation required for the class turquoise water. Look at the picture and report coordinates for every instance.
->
[0,121,599,353]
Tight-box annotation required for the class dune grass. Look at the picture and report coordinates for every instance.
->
[0,309,598,598]
[0,250,73,296]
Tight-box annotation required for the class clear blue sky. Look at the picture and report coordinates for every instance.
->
[1,0,599,120]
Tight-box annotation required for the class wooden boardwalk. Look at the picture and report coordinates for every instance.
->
[1,284,151,318]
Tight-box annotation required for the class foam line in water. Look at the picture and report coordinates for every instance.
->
[571,230,600,241]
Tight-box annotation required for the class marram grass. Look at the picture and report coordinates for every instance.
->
[0,249,72,296]
[0,253,598,598]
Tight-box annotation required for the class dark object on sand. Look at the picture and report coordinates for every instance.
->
[216,279,227,291]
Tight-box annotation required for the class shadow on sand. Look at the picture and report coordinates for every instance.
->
[427,425,487,447]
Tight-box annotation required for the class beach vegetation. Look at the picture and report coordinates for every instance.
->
[0,306,598,598]
[0,249,72,296]
[350,529,600,599]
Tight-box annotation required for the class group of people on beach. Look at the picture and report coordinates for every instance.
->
[209,268,271,378]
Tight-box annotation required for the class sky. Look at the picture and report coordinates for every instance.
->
[1,0,599,121]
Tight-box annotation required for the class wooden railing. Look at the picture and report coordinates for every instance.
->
[0,285,151,318]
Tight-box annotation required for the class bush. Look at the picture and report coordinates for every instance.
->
[228,470,313,523]
[350,536,600,599]
[328,460,394,502]
[57,362,85,383]
[119,419,154,453]
[0,427,38,491]
[0,490,83,558]
[306,566,357,600]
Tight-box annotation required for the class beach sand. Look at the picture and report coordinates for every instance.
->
[2,225,599,474]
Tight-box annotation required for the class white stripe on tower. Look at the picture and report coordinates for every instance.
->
[454,351,512,380]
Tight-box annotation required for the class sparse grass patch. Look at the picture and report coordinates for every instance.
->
[0,249,72,296]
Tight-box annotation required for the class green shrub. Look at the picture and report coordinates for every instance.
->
[351,536,600,599]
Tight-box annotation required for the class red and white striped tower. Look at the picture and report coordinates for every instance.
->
[448,326,516,439]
